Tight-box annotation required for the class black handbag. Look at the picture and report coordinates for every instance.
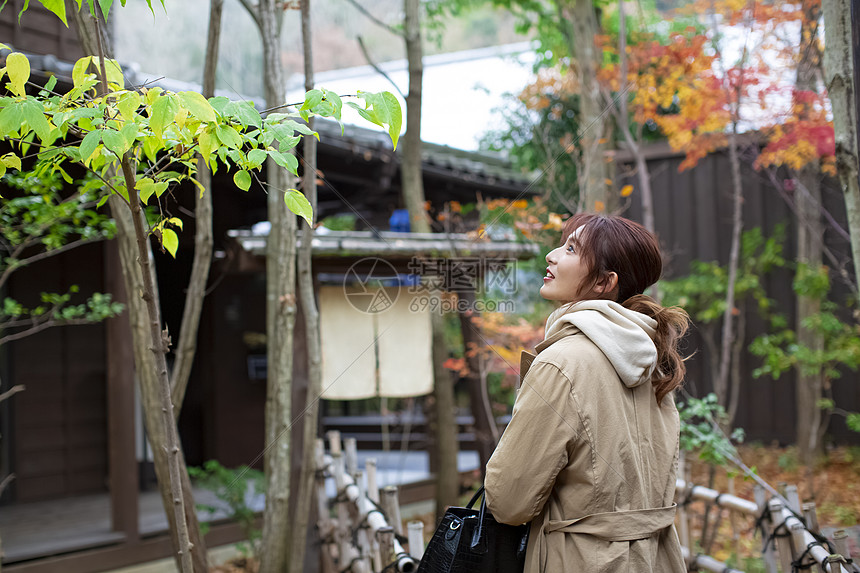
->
[416,486,529,573]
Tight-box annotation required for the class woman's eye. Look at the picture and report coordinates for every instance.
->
[567,244,575,252]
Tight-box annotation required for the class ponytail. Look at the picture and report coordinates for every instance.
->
[623,294,690,404]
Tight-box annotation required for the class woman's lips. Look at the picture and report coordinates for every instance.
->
[544,268,555,281]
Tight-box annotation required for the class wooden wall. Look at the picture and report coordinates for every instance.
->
[6,242,108,502]
[621,143,858,445]
[0,0,83,59]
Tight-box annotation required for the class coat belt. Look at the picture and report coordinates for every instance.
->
[537,504,678,567]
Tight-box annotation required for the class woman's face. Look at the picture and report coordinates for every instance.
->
[540,229,590,302]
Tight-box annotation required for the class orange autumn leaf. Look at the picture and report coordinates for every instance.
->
[620,184,634,197]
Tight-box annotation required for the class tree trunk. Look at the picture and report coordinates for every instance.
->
[457,292,497,474]
[290,1,323,571]
[255,2,297,572]
[796,0,826,465]
[73,10,207,571]
[715,128,744,420]
[402,0,430,234]
[431,311,459,520]
[119,155,195,573]
[615,0,655,233]
[401,0,458,516]
[560,0,610,211]
[823,0,860,297]
[171,0,221,414]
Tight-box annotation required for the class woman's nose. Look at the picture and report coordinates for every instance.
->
[546,247,559,264]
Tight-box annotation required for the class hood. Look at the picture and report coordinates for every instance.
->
[544,300,658,388]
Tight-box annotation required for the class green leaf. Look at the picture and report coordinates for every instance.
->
[268,148,298,175]
[102,128,127,157]
[117,91,140,121]
[6,52,30,96]
[22,98,52,143]
[323,89,343,121]
[1,152,21,171]
[0,101,23,135]
[233,170,251,191]
[284,189,313,226]
[149,93,178,138]
[143,136,160,162]
[268,125,301,150]
[161,228,178,258]
[80,129,101,165]
[136,177,168,204]
[121,121,138,146]
[37,0,67,25]
[198,128,215,160]
[300,89,324,111]
[92,57,124,89]
[227,101,262,128]
[215,124,243,149]
[247,148,267,169]
[208,96,230,115]
[178,91,216,123]
[97,0,112,20]
[72,56,93,89]
[357,91,402,150]
[43,74,57,93]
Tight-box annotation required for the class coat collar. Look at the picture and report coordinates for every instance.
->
[518,324,579,390]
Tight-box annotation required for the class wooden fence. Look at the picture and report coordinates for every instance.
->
[318,433,858,573]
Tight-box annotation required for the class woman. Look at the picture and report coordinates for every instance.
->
[485,213,689,573]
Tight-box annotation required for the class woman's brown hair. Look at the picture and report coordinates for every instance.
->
[561,213,690,404]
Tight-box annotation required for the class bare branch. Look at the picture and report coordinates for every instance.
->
[357,36,406,99]
[236,0,263,31]
[0,317,93,346]
[344,0,402,37]
[0,385,24,404]
[0,236,107,292]
[0,473,15,497]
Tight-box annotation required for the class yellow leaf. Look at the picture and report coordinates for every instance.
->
[594,200,605,213]
[6,52,30,97]
[620,184,634,197]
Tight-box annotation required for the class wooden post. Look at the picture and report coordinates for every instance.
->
[790,522,810,570]
[727,476,740,558]
[105,240,140,541]
[769,498,794,573]
[677,452,691,552]
[345,437,358,475]
[802,502,820,535]
[328,430,342,455]
[407,521,425,560]
[755,485,779,573]
[785,484,803,514]
[833,529,852,562]
[377,527,396,569]
[366,458,380,504]
[382,485,403,536]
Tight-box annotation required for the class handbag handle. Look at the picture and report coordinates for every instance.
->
[467,485,489,552]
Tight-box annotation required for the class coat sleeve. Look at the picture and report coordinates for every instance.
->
[484,360,578,525]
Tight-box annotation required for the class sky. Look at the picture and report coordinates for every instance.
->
[286,43,537,151]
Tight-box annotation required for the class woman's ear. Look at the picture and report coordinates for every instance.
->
[595,271,619,295]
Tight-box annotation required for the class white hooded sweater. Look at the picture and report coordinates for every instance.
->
[544,299,658,389]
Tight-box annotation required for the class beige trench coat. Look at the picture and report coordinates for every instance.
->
[485,324,685,573]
